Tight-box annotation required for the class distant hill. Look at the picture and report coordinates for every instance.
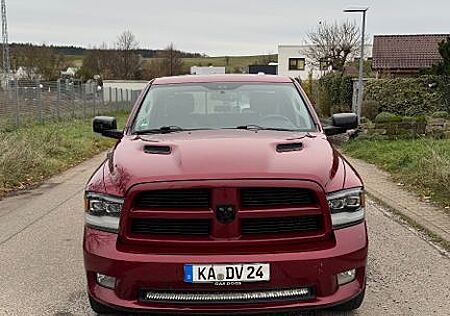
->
[9,43,204,58]
[9,42,278,74]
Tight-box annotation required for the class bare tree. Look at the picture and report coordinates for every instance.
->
[142,59,165,79]
[160,43,184,76]
[79,43,113,80]
[112,30,142,79]
[306,21,360,72]
[11,44,65,80]
[142,44,185,79]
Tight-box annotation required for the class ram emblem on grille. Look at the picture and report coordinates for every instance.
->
[216,205,236,224]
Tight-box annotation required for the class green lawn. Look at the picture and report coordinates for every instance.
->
[0,112,129,198]
[343,138,450,207]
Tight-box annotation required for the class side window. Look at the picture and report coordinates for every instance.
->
[288,58,306,71]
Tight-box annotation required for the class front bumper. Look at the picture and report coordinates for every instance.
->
[83,222,368,314]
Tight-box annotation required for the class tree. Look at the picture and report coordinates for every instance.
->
[430,37,450,75]
[306,21,361,72]
[112,30,142,79]
[11,44,65,80]
[160,43,184,76]
[142,59,166,79]
[36,46,66,80]
[79,43,113,80]
[142,44,185,79]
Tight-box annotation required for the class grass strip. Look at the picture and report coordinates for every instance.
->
[0,112,129,198]
[342,138,450,208]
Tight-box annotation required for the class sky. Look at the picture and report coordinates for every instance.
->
[7,0,450,56]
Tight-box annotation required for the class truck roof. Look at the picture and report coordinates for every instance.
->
[152,74,293,85]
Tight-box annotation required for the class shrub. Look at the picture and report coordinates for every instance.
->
[331,104,352,114]
[361,100,380,120]
[402,116,416,122]
[431,111,449,119]
[415,115,427,122]
[364,76,450,116]
[317,88,332,117]
[374,112,403,123]
[318,72,353,117]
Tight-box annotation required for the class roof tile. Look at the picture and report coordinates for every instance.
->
[372,34,449,70]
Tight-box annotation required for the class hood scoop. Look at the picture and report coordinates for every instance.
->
[276,142,303,153]
[144,145,172,155]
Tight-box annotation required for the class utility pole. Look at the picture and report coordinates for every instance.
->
[1,0,10,87]
[344,7,368,125]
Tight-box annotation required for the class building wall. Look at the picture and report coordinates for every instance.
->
[277,45,322,80]
[190,66,226,75]
[278,44,373,80]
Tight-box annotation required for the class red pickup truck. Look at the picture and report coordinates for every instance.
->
[84,74,368,314]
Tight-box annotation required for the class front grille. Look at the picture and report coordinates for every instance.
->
[240,188,315,207]
[242,215,322,235]
[131,219,210,235]
[135,189,211,208]
[140,287,313,304]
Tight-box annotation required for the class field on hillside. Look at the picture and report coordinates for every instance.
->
[66,54,278,73]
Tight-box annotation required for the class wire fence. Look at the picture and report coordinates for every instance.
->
[0,79,142,131]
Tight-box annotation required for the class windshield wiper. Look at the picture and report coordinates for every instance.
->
[133,126,185,135]
[235,125,297,132]
[134,126,215,135]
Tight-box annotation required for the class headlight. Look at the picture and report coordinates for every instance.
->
[85,192,124,233]
[327,188,365,229]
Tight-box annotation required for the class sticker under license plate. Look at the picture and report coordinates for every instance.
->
[184,263,270,284]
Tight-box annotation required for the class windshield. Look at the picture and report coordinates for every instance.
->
[132,82,317,133]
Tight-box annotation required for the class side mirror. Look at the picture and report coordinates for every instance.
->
[324,113,358,136]
[93,116,123,139]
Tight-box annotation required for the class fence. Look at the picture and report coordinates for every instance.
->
[0,79,142,131]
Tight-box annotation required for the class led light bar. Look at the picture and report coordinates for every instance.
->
[141,288,313,304]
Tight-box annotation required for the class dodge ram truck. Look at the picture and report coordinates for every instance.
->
[84,74,368,314]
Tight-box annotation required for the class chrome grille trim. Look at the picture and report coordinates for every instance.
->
[141,288,313,304]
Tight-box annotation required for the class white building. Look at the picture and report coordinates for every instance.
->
[13,66,41,80]
[61,67,79,78]
[277,44,373,80]
[277,45,322,80]
[190,66,226,75]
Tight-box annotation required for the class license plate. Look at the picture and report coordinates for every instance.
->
[184,263,270,283]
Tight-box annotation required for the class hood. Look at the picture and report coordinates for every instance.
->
[103,130,347,196]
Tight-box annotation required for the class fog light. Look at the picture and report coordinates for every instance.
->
[337,269,356,285]
[96,273,116,289]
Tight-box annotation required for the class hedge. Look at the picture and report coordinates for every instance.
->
[364,76,450,116]
[317,73,353,116]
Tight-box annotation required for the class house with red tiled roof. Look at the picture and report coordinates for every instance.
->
[372,34,449,77]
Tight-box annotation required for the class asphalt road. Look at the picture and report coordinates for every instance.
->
[0,154,449,316]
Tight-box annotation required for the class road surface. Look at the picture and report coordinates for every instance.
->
[0,154,449,315]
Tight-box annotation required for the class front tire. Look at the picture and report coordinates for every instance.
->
[88,295,119,315]
[330,288,365,311]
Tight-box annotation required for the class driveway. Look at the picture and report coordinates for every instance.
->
[0,154,449,315]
